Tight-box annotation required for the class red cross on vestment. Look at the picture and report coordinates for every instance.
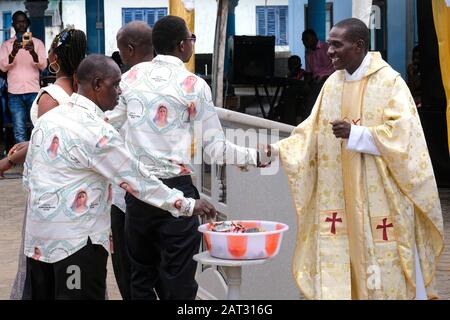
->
[352,118,361,125]
[325,212,342,235]
[376,218,394,241]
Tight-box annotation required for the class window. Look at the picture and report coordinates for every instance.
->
[122,8,167,27]
[2,11,11,42]
[256,6,288,46]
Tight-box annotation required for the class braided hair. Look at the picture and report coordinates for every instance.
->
[51,28,87,76]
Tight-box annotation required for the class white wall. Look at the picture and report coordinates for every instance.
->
[194,0,217,54]
[103,0,216,55]
[62,0,86,34]
[103,0,168,56]
[103,0,291,55]
[2,0,293,55]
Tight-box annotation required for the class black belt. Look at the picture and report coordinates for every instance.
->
[160,175,193,188]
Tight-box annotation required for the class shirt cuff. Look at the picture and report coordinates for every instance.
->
[185,198,196,217]
[248,148,258,166]
[347,125,381,156]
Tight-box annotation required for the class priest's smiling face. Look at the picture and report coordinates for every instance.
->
[326,26,365,74]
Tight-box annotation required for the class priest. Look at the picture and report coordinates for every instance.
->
[267,18,444,300]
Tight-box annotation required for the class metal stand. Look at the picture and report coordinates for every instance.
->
[194,251,271,300]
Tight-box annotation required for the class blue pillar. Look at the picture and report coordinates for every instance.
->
[307,0,326,41]
[24,1,48,43]
[225,0,238,75]
[86,0,105,54]
[387,0,407,78]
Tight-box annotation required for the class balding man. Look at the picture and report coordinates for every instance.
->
[116,20,154,69]
[109,21,157,300]
[24,54,215,300]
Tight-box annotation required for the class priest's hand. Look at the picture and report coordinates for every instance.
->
[331,120,351,139]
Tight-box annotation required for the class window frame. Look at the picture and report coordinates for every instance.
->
[122,7,167,27]
[255,5,289,46]
[2,11,12,42]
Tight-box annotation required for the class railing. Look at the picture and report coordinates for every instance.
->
[193,108,302,300]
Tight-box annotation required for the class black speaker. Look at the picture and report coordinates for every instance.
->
[228,35,275,84]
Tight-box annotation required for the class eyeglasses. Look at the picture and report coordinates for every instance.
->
[182,33,196,45]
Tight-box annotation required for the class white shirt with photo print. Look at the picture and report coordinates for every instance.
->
[23,93,195,263]
[104,54,258,180]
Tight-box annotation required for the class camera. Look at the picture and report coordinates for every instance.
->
[22,32,32,47]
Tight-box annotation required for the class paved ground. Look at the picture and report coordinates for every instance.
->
[0,168,121,300]
[0,168,449,300]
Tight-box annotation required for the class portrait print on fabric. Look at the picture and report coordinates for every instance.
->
[181,75,197,93]
[153,105,169,128]
[96,135,109,148]
[71,190,89,214]
[187,101,197,120]
[32,247,41,261]
[47,135,60,159]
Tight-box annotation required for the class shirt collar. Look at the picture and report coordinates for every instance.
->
[70,93,106,118]
[153,54,186,68]
[344,52,372,81]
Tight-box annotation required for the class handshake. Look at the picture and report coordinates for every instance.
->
[193,144,277,218]
[237,144,277,172]
[257,144,276,167]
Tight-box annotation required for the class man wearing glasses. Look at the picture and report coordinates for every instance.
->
[106,15,264,300]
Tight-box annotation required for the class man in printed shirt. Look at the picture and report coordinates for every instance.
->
[23,54,216,300]
[0,11,47,143]
[105,15,264,300]
[109,20,156,301]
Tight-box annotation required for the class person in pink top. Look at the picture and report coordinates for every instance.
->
[302,29,335,120]
[0,11,47,143]
[302,29,335,82]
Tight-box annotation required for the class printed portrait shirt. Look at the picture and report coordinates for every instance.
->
[105,54,258,178]
[23,93,195,263]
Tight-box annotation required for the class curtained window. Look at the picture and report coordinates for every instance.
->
[122,8,167,27]
[256,6,288,46]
